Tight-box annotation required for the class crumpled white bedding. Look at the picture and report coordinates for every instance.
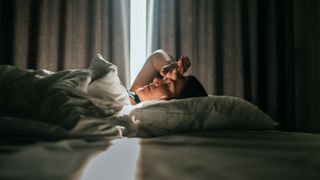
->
[0,54,130,138]
[0,54,278,139]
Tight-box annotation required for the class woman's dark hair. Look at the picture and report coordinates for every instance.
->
[176,75,208,99]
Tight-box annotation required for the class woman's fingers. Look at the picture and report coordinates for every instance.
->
[160,68,167,77]
[161,68,179,80]
[165,68,178,80]
[160,63,177,78]
[177,56,191,73]
[172,68,178,80]
[160,56,191,80]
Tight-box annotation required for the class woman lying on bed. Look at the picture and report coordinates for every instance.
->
[127,49,208,104]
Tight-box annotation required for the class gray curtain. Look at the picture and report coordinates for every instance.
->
[0,0,130,87]
[293,0,320,133]
[149,0,295,131]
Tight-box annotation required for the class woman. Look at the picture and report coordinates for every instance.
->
[128,49,208,104]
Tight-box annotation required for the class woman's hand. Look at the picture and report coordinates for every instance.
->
[160,56,191,80]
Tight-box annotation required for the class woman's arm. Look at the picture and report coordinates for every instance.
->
[129,49,175,93]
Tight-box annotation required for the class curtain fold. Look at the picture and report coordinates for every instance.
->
[0,0,130,87]
[148,0,295,130]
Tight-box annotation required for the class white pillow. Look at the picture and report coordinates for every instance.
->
[127,96,279,137]
[87,54,130,112]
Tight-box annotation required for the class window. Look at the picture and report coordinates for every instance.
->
[130,0,147,85]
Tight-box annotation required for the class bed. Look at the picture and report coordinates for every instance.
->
[1,55,319,180]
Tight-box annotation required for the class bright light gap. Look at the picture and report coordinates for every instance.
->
[130,0,147,86]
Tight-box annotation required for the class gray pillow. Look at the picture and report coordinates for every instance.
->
[127,96,279,137]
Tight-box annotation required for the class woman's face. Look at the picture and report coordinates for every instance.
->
[136,77,186,101]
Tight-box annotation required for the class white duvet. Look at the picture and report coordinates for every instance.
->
[0,55,278,139]
[0,55,130,138]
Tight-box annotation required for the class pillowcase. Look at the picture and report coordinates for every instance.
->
[127,95,279,137]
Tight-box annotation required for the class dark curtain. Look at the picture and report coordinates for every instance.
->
[149,0,295,131]
[0,0,130,87]
[293,0,320,133]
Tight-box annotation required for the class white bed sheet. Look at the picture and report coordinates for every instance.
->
[0,138,112,180]
[1,130,320,180]
[135,130,320,180]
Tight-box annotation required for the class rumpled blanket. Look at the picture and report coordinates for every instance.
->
[0,55,131,139]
